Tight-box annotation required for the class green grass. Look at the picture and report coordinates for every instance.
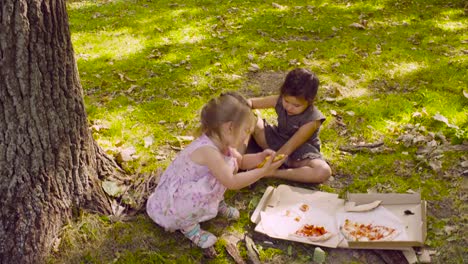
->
[49,0,468,263]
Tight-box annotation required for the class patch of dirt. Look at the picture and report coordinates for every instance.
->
[427,198,457,220]
[326,172,355,190]
[240,70,287,97]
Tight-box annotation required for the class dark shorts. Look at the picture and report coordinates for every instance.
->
[247,120,324,165]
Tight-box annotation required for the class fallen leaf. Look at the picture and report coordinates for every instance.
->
[426,140,437,148]
[223,236,245,264]
[245,235,261,264]
[417,248,432,263]
[111,199,126,217]
[102,181,125,197]
[127,85,138,93]
[461,160,468,168]
[323,97,337,102]
[176,136,194,142]
[143,136,154,148]
[272,2,286,10]
[248,63,260,72]
[429,160,442,171]
[116,146,137,162]
[443,225,456,235]
[433,113,459,129]
[176,121,185,129]
[349,22,365,29]
[90,123,110,132]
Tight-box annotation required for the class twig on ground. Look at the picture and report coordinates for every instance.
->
[339,141,385,153]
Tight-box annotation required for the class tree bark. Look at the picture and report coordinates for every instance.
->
[0,0,115,262]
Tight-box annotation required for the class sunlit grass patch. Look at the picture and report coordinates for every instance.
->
[58,0,468,262]
[73,31,145,59]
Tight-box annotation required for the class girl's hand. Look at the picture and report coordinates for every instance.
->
[258,153,287,176]
[261,149,275,159]
[255,149,275,168]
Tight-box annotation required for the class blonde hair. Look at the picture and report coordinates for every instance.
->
[198,92,254,143]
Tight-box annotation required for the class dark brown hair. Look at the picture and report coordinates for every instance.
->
[280,68,320,103]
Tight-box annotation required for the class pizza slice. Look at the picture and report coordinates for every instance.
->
[341,219,399,241]
[257,154,286,168]
[290,224,333,242]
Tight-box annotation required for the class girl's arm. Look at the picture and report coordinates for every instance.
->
[248,95,278,109]
[238,149,278,170]
[191,146,285,190]
[277,120,321,156]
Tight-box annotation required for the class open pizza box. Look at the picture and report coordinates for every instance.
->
[251,184,427,250]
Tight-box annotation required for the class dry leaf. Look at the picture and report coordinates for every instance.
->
[248,63,260,72]
[143,136,154,148]
[90,123,110,132]
[461,160,468,168]
[176,121,185,129]
[349,22,365,29]
[176,135,194,142]
[117,146,137,162]
[102,181,125,197]
[433,113,459,129]
[272,2,286,10]
[443,225,456,235]
[111,199,126,217]
[245,235,261,264]
[426,140,438,148]
[127,85,138,93]
[413,135,427,145]
[429,160,442,171]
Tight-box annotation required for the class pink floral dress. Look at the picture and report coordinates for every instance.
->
[146,134,238,231]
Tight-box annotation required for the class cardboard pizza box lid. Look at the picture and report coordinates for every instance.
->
[342,192,427,249]
[251,185,344,248]
[251,184,427,250]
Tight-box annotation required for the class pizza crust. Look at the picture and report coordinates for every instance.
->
[290,224,334,242]
[345,200,382,212]
[340,219,399,242]
[290,231,334,242]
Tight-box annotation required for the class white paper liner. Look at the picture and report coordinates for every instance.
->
[258,203,341,247]
[336,206,409,241]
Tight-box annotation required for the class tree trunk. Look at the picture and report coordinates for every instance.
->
[0,0,115,262]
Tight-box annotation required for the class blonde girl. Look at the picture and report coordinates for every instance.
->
[146,92,286,249]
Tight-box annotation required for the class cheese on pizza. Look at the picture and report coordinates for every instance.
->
[291,224,333,242]
[341,219,399,241]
